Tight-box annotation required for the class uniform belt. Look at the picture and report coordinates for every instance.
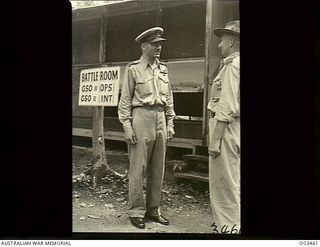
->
[139,105,164,112]
[209,111,215,118]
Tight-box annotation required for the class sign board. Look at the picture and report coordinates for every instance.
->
[78,66,120,106]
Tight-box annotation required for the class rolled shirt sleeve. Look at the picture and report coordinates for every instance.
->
[214,64,240,123]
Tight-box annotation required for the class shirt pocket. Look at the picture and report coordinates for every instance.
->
[135,76,153,97]
[158,73,169,95]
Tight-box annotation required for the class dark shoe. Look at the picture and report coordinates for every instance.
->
[130,217,145,229]
[145,214,169,225]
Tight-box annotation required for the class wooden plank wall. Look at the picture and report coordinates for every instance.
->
[72,116,203,140]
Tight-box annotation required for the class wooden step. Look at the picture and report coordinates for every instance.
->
[182,154,209,173]
[183,154,209,163]
[174,171,209,183]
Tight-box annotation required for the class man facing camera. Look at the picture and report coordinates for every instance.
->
[118,27,175,229]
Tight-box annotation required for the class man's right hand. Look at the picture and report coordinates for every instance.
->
[124,128,137,145]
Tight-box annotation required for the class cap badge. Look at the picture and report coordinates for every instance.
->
[155,31,162,37]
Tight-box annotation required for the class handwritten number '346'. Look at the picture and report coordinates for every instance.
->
[211,223,240,234]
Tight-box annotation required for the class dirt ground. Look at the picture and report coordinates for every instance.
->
[72,146,213,233]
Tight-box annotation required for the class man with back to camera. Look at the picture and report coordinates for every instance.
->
[207,20,240,234]
[118,27,175,229]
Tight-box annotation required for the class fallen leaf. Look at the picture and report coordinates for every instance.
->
[162,189,170,194]
[104,203,114,208]
[77,173,86,181]
[185,195,194,199]
[73,194,80,198]
[88,215,100,219]
[80,202,86,207]
[116,197,125,202]
[88,204,95,208]
[79,217,86,221]
[100,189,109,194]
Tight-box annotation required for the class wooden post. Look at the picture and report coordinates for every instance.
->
[94,16,107,163]
[89,16,108,189]
[93,15,107,164]
[88,106,106,189]
[202,0,215,147]
[87,106,125,189]
[92,106,107,165]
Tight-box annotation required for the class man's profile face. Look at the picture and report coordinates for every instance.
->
[218,34,232,57]
[143,41,162,59]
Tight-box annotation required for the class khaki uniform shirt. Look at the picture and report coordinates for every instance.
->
[118,56,175,130]
[207,52,240,123]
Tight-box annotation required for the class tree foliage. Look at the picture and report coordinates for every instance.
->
[70,1,118,10]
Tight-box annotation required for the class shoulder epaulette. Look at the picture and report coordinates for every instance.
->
[159,61,167,66]
[224,56,234,65]
[128,60,140,67]
[159,62,168,73]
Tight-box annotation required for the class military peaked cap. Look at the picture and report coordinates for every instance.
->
[135,27,166,43]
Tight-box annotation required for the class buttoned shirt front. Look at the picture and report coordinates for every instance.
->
[207,52,240,123]
[118,56,175,130]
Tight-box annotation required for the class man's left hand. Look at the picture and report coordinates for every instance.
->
[208,142,221,157]
[208,120,228,157]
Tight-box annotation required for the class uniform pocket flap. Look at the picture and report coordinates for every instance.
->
[136,77,153,84]
[159,73,169,83]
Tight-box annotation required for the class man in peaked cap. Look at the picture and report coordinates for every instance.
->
[118,27,175,229]
[134,27,167,43]
[207,20,240,234]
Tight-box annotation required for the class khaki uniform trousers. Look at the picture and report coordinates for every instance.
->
[209,117,240,233]
[128,106,167,218]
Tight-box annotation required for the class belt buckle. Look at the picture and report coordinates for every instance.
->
[152,104,162,112]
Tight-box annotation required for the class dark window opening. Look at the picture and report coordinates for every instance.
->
[105,2,206,62]
[161,3,206,59]
[72,18,101,65]
[106,10,159,62]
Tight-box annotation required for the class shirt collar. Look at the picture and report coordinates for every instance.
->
[139,56,160,70]
[222,51,240,64]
